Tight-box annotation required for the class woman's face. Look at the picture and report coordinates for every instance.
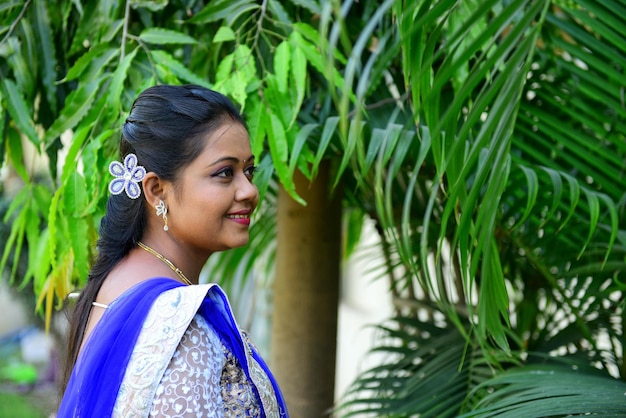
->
[166,121,259,255]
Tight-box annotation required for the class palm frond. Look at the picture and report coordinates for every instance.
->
[460,364,626,417]
[336,316,473,418]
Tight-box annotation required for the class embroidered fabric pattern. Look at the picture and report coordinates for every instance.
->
[111,284,281,417]
[113,287,206,417]
[150,315,225,417]
[220,343,261,417]
[242,333,283,417]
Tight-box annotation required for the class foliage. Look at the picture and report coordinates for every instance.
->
[0,0,319,322]
[332,0,626,415]
[1,0,625,416]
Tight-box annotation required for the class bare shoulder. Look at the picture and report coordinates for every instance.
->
[82,251,169,351]
[97,248,179,305]
[96,258,145,305]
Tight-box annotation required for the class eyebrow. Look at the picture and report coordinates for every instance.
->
[208,155,255,167]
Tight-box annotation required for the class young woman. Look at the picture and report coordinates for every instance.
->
[58,85,288,417]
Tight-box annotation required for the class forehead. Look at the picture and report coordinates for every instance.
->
[201,121,250,150]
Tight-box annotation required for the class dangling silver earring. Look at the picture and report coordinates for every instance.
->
[156,200,169,231]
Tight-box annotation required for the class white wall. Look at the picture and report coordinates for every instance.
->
[335,219,393,401]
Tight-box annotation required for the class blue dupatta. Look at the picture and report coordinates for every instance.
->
[58,278,288,417]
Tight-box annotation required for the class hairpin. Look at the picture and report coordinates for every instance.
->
[108,153,146,199]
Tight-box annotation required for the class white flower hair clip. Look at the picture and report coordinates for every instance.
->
[108,153,146,199]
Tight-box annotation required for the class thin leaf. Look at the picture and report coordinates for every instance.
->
[189,0,259,25]
[151,50,212,88]
[62,45,119,82]
[33,0,57,112]
[2,79,39,146]
[311,116,340,178]
[512,165,539,230]
[274,41,290,94]
[139,28,198,45]
[107,46,138,111]
[43,79,100,145]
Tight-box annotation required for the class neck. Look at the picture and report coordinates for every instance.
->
[139,231,208,284]
[137,242,192,285]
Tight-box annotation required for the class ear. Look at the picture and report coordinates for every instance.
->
[142,172,170,209]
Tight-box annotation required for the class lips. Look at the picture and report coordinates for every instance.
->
[226,210,252,225]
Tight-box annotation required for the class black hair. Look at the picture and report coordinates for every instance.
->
[61,84,245,393]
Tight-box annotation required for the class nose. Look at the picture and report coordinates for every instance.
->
[235,173,259,203]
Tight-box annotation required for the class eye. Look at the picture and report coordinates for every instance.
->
[214,167,234,178]
[244,165,257,179]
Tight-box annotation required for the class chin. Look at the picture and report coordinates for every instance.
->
[223,236,250,250]
[231,239,250,249]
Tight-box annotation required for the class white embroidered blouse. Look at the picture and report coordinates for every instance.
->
[111,284,281,418]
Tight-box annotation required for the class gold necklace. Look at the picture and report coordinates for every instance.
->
[137,241,192,286]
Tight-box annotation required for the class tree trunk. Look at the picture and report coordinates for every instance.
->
[271,163,342,417]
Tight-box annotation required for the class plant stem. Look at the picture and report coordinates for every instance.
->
[0,0,32,47]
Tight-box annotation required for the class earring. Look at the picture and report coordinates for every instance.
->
[156,200,169,231]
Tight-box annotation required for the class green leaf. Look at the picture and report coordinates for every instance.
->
[0,1,25,13]
[288,0,321,15]
[264,74,293,130]
[597,192,618,266]
[0,90,4,168]
[289,123,318,176]
[539,166,564,226]
[0,189,29,283]
[68,215,90,283]
[60,124,94,185]
[578,188,600,258]
[213,45,257,106]
[268,113,288,166]
[462,365,626,417]
[131,0,168,12]
[289,37,307,128]
[46,189,62,273]
[267,112,304,204]
[63,172,88,218]
[274,41,290,93]
[312,116,339,177]
[6,24,35,94]
[102,19,125,42]
[107,46,139,111]
[246,99,266,160]
[512,165,539,230]
[139,28,198,45]
[43,79,100,145]
[62,45,118,82]
[1,79,39,146]
[151,50,212,88]
[189,0,259,25]
[477,240,510,352]
[23,193,45,287]
[334,120,365,186]
[33,0,58,113]
[213,26,236,43]
[290,26,347,91]
[6,128,29,182]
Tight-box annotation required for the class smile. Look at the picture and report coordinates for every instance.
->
[226,212,252,226]
[226,214,249,219]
